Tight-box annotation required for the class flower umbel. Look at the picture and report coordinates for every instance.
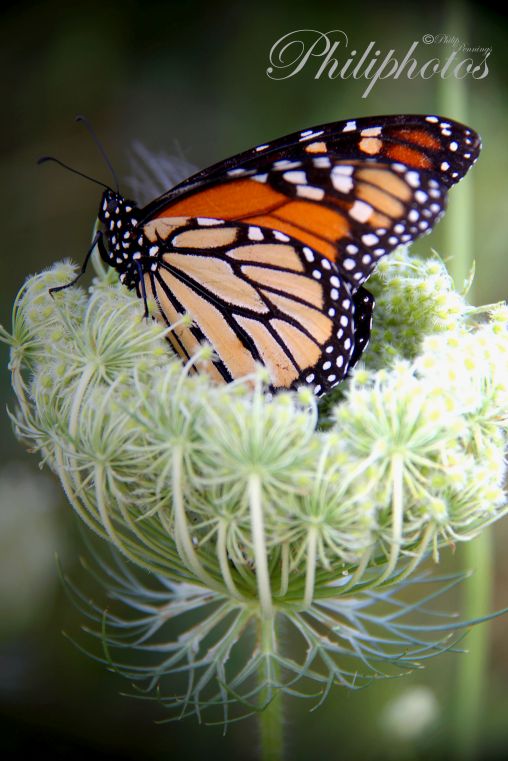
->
[2,245,508,722]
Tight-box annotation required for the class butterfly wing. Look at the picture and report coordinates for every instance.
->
[138,115,480,288]
[141,216,357,395]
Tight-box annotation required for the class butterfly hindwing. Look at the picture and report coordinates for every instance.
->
[141,217,356,395]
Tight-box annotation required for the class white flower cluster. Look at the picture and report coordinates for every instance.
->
[2,248,507,718]
[2,250,507,610]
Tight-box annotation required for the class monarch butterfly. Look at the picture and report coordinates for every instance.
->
[47,114,481,397]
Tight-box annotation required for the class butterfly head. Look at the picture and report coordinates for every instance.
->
[98,189,139,230]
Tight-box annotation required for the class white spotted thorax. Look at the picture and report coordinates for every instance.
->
[98,190,144,289]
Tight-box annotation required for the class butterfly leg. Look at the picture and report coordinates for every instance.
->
[348,286,375,371]
[49,230,102,296]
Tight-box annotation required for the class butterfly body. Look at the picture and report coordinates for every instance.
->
[94,114,480,396]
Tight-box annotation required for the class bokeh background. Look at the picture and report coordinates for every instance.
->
[1,1,507,758]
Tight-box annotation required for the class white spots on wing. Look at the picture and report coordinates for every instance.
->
[331,165,354,193]
[336,355,344,368]
[406,171,420,188]
[227,167,247,177]
[273,230,290,242]
[362,254,372,264]
[346,243,358,254]
[330,275,340,287]
[248,226,264,241]
[342,120,357,132]
[349,200,372,223]
[408,209,419,222]
[441,161,450,171]
[297,185,325,200]
[312,269,321,280]
[362,233,379,246]
[197,217,224,226]
[299,129,324,141]
[256,144,269,152]
[313,156,331,169]
[303,246,315,262]
[273,159,301,170]
[283,170,306,184]
[394,224,405,234]
[426,115,439,123]
[149,245,159,256]
[415,190,428,204]
[342,258,356,271]
[252,173,268,183]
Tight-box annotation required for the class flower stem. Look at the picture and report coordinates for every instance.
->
[452,533,492,760]
[258,617,284,761]
[249,474,273,618]
[437,4,493,756]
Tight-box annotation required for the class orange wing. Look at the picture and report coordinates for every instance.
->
[139,115,480,285]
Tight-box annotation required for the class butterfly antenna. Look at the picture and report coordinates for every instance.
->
[37,156,111,190]
[76,115,120,193]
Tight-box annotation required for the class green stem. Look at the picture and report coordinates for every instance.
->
[438,3,493,757]
[452,533,492,760]
[258,617,284,761]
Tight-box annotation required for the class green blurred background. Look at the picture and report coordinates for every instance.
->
[1,1,507,758]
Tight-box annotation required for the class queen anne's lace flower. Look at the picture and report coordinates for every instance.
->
[2,243,507,723]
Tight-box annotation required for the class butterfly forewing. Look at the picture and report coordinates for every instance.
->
[141,115,480,288]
